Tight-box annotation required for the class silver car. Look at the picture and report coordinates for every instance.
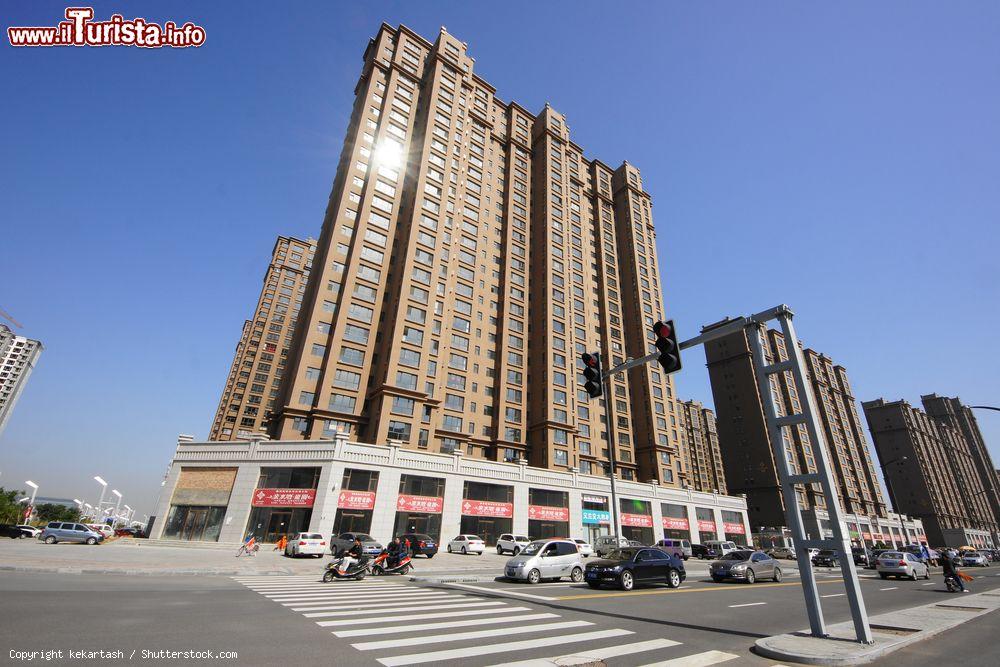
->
[962,551,989,567]
[504,539,584,584]
[329,532,383,556]
[710,549,782,584]
[876,551,930,580]
[39,522,104,545]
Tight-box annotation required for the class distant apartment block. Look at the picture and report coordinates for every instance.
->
[266,24,685,485]
[678,400,727,494]
[863,395,999,548]
[703,321,888,536]
[0,324,43,436]
[208,236,317,440]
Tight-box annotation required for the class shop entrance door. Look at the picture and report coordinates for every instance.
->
[266,511,292,543]
[180,508,208,541]
[477,519,497,546]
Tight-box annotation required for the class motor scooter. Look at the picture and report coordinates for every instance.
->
[322,554,371,582]
[371,549,413,576]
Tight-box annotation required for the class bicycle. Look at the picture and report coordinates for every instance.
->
[236,541,260,558]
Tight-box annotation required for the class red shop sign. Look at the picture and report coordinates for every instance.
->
[621,513,653,528]
[862,532,872,540]
[252,488,316,508]
[396,494,443,514]
[338,490,375,511]
[662,517,690,531]
[462,499,513,518]
[723,522,746,535]
[697,519,717,532]
[527,505,569,522]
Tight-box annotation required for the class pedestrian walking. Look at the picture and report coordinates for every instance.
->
[275,534,288,551]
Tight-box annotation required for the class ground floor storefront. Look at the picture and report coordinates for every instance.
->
[153,435,752,546]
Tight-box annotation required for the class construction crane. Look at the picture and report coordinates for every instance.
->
[0,306,23,329]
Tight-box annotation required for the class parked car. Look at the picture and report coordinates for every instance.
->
[812,549,839,567]
[572,539,593,557]
[962,551,989,567]
[654,538,688,561]
[704,540,739,556]
[852,547,873,567]
[496,534,530,555]
[328,532,382,556]
[767,546,795,560]
[447,535,485,555]
[16,525,41,538]
[691,543,718,560]
[710,550,782,584]
[284,532,327,557]
[627,539,644,548]
[585,547,686,591]
[399,533,437,558]
[1,524,27,539]
[504,539,583,584]
[595,535,630,558]
[39,522,104,545]
[86,524,114,539]
[876,551,930,580]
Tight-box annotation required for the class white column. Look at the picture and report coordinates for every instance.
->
[440,467,465,541]
[567,483,583,539]
[219,464,261,543]
[370,468,402,543]
[649,484,664,541]
[713,506,727,542]
[151,464,183,539]
[310,462,341,535]
[513,480,530,536]
[685,503,700,543]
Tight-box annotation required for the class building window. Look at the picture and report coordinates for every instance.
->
[388,421,411,441]
[554,450,568,466]
[392,396,415,416]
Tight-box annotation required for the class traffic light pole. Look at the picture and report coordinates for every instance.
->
[602,371,622,540]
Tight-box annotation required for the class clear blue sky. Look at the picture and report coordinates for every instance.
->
[2,1,999,516]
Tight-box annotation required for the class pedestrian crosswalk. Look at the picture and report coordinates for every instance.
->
[232,575,741,666]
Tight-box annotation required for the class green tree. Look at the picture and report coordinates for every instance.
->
[33,503,80,524]
[0,487,27,524]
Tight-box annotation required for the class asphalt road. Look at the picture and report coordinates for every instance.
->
[2,564,999,666]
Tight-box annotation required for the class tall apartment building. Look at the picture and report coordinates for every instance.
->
[863,396,999,548]
[678,400,727,494]
[268,24,683,485]
[703,321,888,534]
[0,324,43,436]
[208,236,316,441]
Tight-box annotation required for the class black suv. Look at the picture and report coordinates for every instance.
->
[691,544,718,560]
[811,549,839,567]
[852,547,873,567]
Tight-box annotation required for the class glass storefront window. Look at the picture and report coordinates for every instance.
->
[661,502,690,540]
[162,505,226,542]
[528,488,569,540]
[257,467,320,489]
[696,506,717,543]
[334,468,379,535]
[619,498,653,544]
[246,507,313,543]
[582,495,610,545]
[461,482,513,545]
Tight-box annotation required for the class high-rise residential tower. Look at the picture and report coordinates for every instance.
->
[863,395,999,548]
[704,321,888,534]
[0,324,43,436]
[268,24,683,485]
[208,236,316,441]
[678,400,727,494]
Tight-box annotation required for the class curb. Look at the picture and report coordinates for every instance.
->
[408,574,497,584]
[0,564,300,577]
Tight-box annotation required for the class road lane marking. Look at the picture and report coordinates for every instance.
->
[267,590,447,602]
[922,583,936,586]
[879,587,898,591]
[446,582,557,601]
[375,629,633,666]
[353,620,593,651]
[493,638,682,667]
[637,650,739,666]
[728,602,767,608]
[821,593,845,598]
[311,600,502,621]
[318,603,520,623]
[333,612,559,637]
[289,594,468,610]
[557,578,843,600]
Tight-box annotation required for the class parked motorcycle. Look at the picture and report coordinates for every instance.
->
[371,549,413,576]
[322,555,371,582]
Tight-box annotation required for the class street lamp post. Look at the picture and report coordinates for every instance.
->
[93,476,108,518]
[111,490,122,528]
[24,481,38,524]
[879,457,909,547]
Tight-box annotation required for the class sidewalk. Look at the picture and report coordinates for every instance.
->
[755,586,1000,665]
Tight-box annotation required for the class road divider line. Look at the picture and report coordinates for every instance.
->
[333,612,559,637]
[821,593,845,598]
[636,649,739,666]
[879,587,898,591]
[376,628,634,666]
[728,602,767,608]
[922,583,936,586]
[353,620,593,651]
[492,638,682,667]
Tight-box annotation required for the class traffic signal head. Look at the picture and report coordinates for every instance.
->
[581,351,603,398]
[652,320,682,375]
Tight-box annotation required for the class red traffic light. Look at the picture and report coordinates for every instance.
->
[654,321,672,339]
[581,352,599,368]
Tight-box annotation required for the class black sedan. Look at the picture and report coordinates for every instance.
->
[812,549,839,567]
[1,524,26,539]
[399,533,438,558]
[584,547,685,591]
[691,544,718,560]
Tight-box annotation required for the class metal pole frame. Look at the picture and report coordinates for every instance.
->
[602,304,872,644]
[601,367,622,540]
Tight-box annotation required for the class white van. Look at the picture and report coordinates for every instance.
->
[655,538,691,560]
[704,540,738,555]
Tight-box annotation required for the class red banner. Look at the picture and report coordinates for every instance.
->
[338,490,375,510]
[662,517,689,531]
[697,519,717,532]
[396,494,443,514]
[462,499,513,518]
[252,488,316,507]
[527,505,569,522]
[862,532,872,540]
[723,522,746,535]
[621,513,653,528]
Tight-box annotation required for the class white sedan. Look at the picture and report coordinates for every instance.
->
[447,535,485,555]
[285,532,327,557]
[16,525,41,538]
[572,539,593,557]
